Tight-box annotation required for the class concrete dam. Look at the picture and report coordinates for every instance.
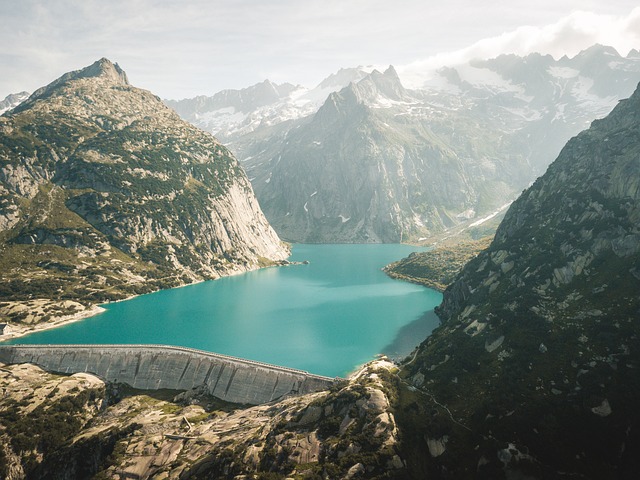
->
[0,344,337,405]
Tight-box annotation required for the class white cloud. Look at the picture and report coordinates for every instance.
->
[0,2,639,99]
[398,7,640,88]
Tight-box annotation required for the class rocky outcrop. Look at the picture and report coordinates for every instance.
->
[0,58,288,324]
[398,82,640,478]
[0,359,404,479]
[384,236,493,291]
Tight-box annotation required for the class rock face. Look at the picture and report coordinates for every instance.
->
[243,66,503,242]
[235,46,640,243]
[399,82,640,478]
[0,58,288,323]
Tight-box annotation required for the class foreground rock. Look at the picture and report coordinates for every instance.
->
[0,58,288,327]
[0,360,404,479]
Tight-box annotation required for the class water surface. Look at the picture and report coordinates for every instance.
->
[6,244,442,376]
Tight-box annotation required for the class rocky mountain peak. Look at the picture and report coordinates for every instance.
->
[351,65,408,102]
[316,66,371,90]
[0,91,30,115]
[576,43,621,58]
[12,57,130,114]
[77,57,129,85]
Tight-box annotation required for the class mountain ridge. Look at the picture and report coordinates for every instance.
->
[397,80,640,478]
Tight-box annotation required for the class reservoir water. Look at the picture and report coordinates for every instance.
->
[5,244,442,377]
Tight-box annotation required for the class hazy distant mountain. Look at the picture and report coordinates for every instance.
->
[164,67,372,141]
[399,80,640,478]
[0,58,288,324]
[423,44,640,176]
[0,91,29,115]
[237,45,640,242]
[244,65,517,243]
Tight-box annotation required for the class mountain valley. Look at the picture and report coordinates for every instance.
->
[0,41,639,479]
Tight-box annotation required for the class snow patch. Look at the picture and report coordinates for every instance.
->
[548,66,579,79]
[338,214,350,223]
[571,76,618,116]
[469,202,512,227]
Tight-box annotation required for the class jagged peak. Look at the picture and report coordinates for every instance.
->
[75,57,129,85]
[316,66,371,90]
[627,49,640,59]
[574,43,621,59]
[11,58,130,114]
[383,65,399,79]
[368,65,400,80]
[353,64,407,102]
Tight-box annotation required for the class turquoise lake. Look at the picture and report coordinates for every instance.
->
[5,244,442,377]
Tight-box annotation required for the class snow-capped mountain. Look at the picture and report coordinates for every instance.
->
[418,44,640,176]
[0,91,29,115]
[164,66,373,141]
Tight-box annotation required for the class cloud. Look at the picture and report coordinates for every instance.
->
[398,7,640,88]
[1,2,639,99]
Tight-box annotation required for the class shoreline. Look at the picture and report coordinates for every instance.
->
[0,258,292,343]
[1,305,106,342]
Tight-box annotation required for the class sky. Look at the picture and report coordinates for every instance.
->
[0,1,639,100]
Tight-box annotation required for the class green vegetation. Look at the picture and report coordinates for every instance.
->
[390,84,640,478]
[0,387,105,477]
[385,236,493,291]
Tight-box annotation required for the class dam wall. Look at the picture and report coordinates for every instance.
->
[0,344,337,405]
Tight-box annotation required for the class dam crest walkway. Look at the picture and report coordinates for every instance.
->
[0,344,338,405]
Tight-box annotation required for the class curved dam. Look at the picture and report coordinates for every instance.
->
[0,344,337,405]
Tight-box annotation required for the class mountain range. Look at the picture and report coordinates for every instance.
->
[1,66,638,479]
[167,45,640,243]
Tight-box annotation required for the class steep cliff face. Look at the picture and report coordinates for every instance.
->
[399,83,640,478]
[0,58,288,324]
[246,66,512,243]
